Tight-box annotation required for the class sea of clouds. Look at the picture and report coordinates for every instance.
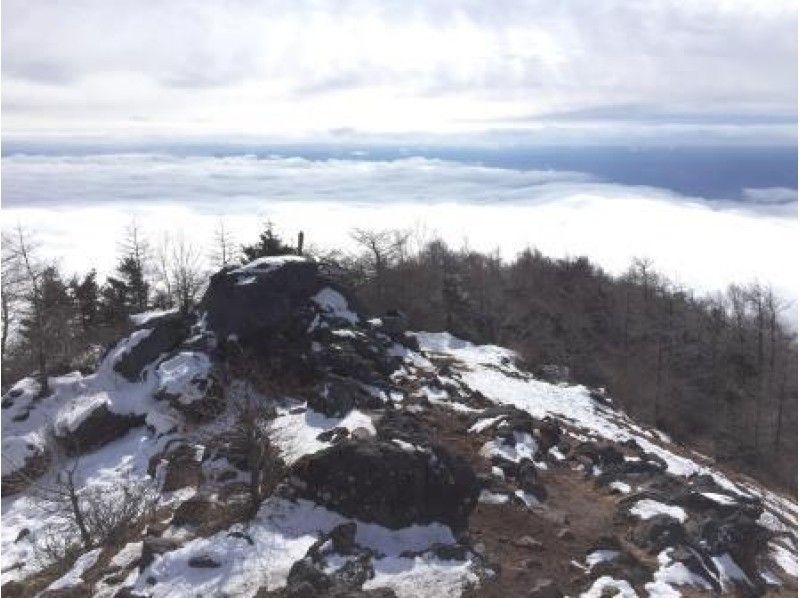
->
[2,153,796,322]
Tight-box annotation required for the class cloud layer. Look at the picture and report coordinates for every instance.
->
[2,154,796,324]
[2,1,796,142]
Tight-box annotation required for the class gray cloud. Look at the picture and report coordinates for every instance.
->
[1,0,796,141]
[742,187,798,204]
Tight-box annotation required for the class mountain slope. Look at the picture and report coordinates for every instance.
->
[1,257,796,597]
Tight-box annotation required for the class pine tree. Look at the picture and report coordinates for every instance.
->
[71,270,100,331]
[241,222,296,263]
[19,266,76,380]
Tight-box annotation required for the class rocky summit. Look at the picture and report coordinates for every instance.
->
[1,256,797,597]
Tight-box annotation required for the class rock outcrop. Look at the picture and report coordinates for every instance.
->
[289,439,480,531]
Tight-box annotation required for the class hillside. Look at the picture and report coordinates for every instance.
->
[1,256,797,597]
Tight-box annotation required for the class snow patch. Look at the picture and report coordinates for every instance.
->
[629,499,687,523]
[313,287,359,324]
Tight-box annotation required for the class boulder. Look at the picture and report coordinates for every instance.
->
[155,374,224,423]
[287,558,332,593]
[380,310,408,337]
[290,440,480,531]
[317,427,351,444]
[330,553,374,589]
[114,313,191,381]
[200,258,321,344]
[536,365,570,383]
[308,377,368,418]
[690,510,769,565]
[55,404,146,455]
[171,495,224,527]
[188,555,222,568]
[376,410,431,447]
[631,514,686,553]
[516,460,547,501]
[154,443,204,492]
[329,522,358,555]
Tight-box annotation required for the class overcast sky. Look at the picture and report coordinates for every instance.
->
[2,0,797,144]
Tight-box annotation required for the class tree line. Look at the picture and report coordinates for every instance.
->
[1,221,796,490]
[330,229,797,491]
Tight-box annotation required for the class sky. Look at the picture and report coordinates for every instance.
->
[2,0,797,144]
[1,1,797,323]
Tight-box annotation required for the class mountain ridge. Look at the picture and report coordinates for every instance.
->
[2,256,796,597]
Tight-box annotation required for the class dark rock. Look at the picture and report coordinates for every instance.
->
[14,528,30,543]
[376,410,431,447]
[669,545,720,591]
[114,314,191,381]
[329,522,358,554]
[380,310,408,336]
[287,558,332,592]
[11,411,30,422]
[317,427,350,443]
[171,495,223,527]
[427,543,470,561]
[516,460,547,501]
[155,374,225,423]
[228,531,255,545]
[690,510,769,565]
[140,537,181,571]
[1,447,49,496]
[188,555,222,568]
[54,404,145,456]
[290,440,480,531]
[200,259,321,345]
[631,514,686,553]
[308,378,357,418]
[152,443,204,492]
[330,553,374,589]
[536,418,562,452]
[536,364,570,383]
[589,535,622,552]
[308,376,387,418]
[588,388,612,405]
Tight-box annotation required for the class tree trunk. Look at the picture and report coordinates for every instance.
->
[67,474,93,549]
[1,292,9,360]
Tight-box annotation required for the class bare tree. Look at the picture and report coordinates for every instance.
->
[119,218,152,311]
[203,377,284,520]
[210,218,238,269]
[24,450,157,566]
[170,233,205,314]
[155,232,206,313]
[154,232,175,308]
[1,230,27,360]
[5,226,50,395]
[350,228,410,303]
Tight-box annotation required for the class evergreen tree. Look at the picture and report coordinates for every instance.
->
[19,266,77,378]
[71,270,100,331]
[241,222,296,263]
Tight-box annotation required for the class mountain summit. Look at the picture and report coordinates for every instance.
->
[2,256,796,597]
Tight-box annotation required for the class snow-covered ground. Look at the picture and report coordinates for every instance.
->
[1,317,796,596]
[414,331,798,594]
